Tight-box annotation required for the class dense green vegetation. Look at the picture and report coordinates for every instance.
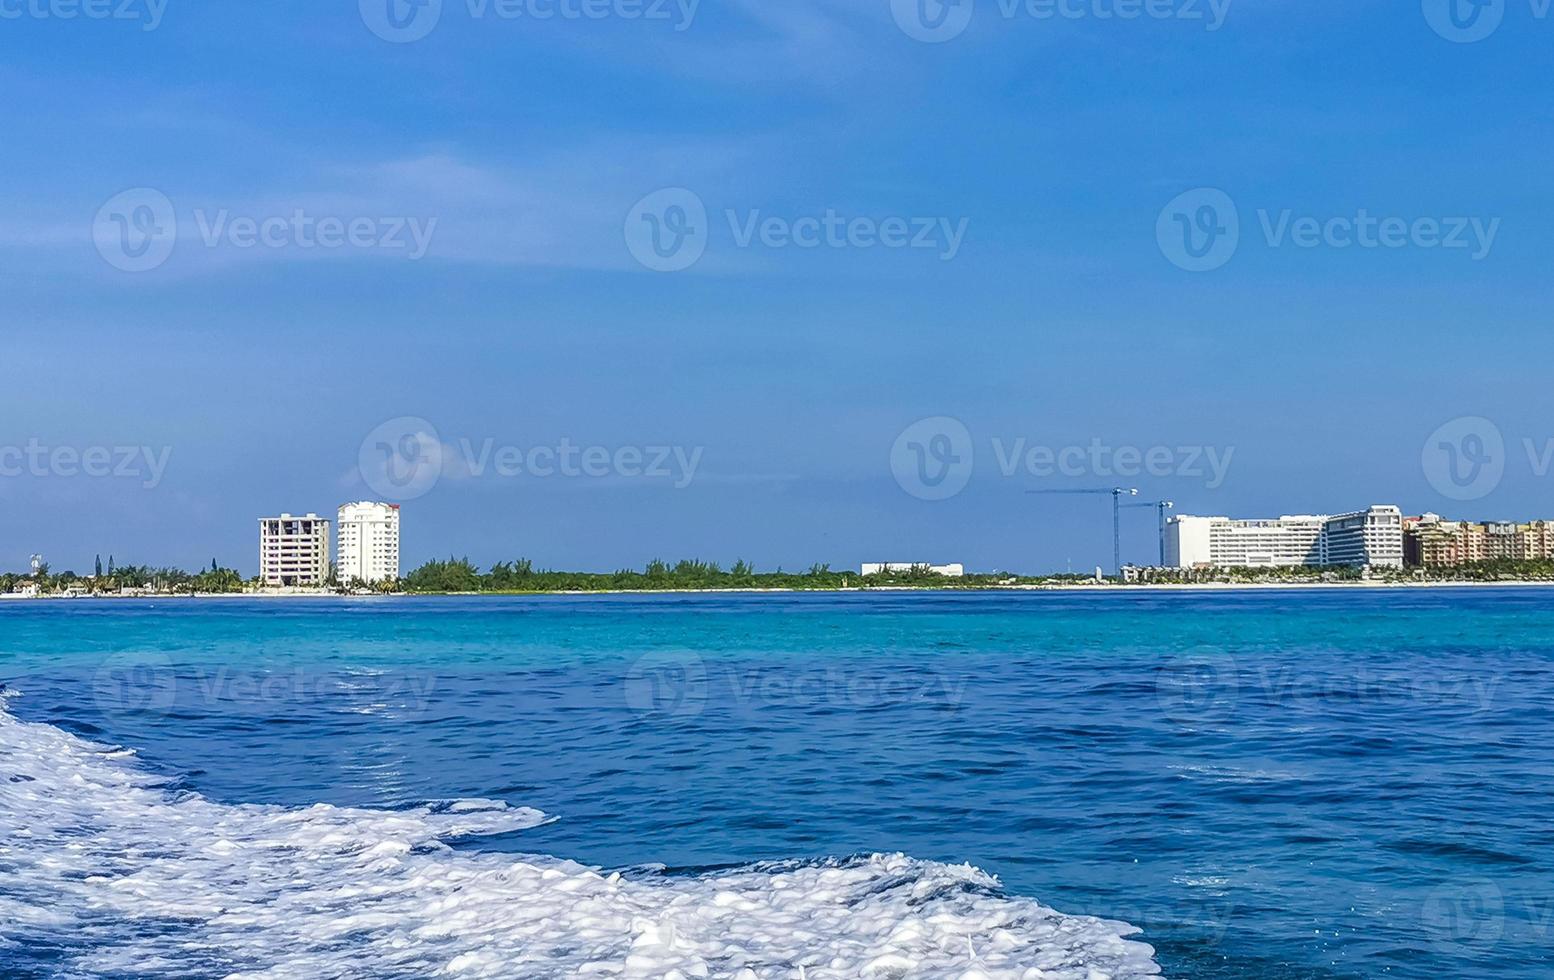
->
[1415,558,1554,581]
[7,556,1554,598]
[1131,560,1554,584]
[1128,564,1366,584]
[1,557,246,596]
[398,558,1045,593]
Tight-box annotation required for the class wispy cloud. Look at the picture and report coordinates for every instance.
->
[0,136,770,278]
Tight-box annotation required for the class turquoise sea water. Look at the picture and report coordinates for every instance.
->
[2,590,1552,978]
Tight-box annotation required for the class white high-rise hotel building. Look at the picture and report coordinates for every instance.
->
[337,501,401,584]
[1164,505,1404,570]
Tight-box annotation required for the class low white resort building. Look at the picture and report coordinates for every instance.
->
[1164,506,1404,570]
[860,563,966,578]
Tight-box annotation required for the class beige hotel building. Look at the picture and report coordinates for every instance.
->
[258,513,331,586]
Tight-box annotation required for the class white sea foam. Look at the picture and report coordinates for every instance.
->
[0,697,1162,979]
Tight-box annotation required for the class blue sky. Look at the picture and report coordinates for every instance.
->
[3,0,1552,575]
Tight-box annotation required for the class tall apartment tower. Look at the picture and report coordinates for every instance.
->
[337,501,401,584]
[259,514,331,586]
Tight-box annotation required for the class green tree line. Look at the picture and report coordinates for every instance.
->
[1129,559,1554,584]
[398,558,1033,593]
[2,557,246,596]
[10,555,1553,598]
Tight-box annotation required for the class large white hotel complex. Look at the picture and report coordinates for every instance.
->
[337,501,401,584]
[1164,505,1405,570]
[258,503,400,587]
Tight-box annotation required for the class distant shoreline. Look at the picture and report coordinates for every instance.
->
[6,579,1554,601]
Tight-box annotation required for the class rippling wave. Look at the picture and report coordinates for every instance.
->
[0,691,1160,979]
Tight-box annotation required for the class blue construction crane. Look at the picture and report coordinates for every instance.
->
[1027,488,1139,576]
[1123,499,1175,566]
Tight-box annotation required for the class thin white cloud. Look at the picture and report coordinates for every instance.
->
[0,135,774,277]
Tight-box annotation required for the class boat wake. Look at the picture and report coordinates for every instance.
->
[0,694,1161,979]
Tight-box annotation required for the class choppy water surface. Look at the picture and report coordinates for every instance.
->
[2,589,1552,978]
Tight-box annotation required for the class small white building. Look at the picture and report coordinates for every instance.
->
[860,562,966,578]
[259,514,331,586]
[337,501,401,584]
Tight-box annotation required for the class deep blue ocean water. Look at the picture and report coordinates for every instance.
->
[2,589,1552,979]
